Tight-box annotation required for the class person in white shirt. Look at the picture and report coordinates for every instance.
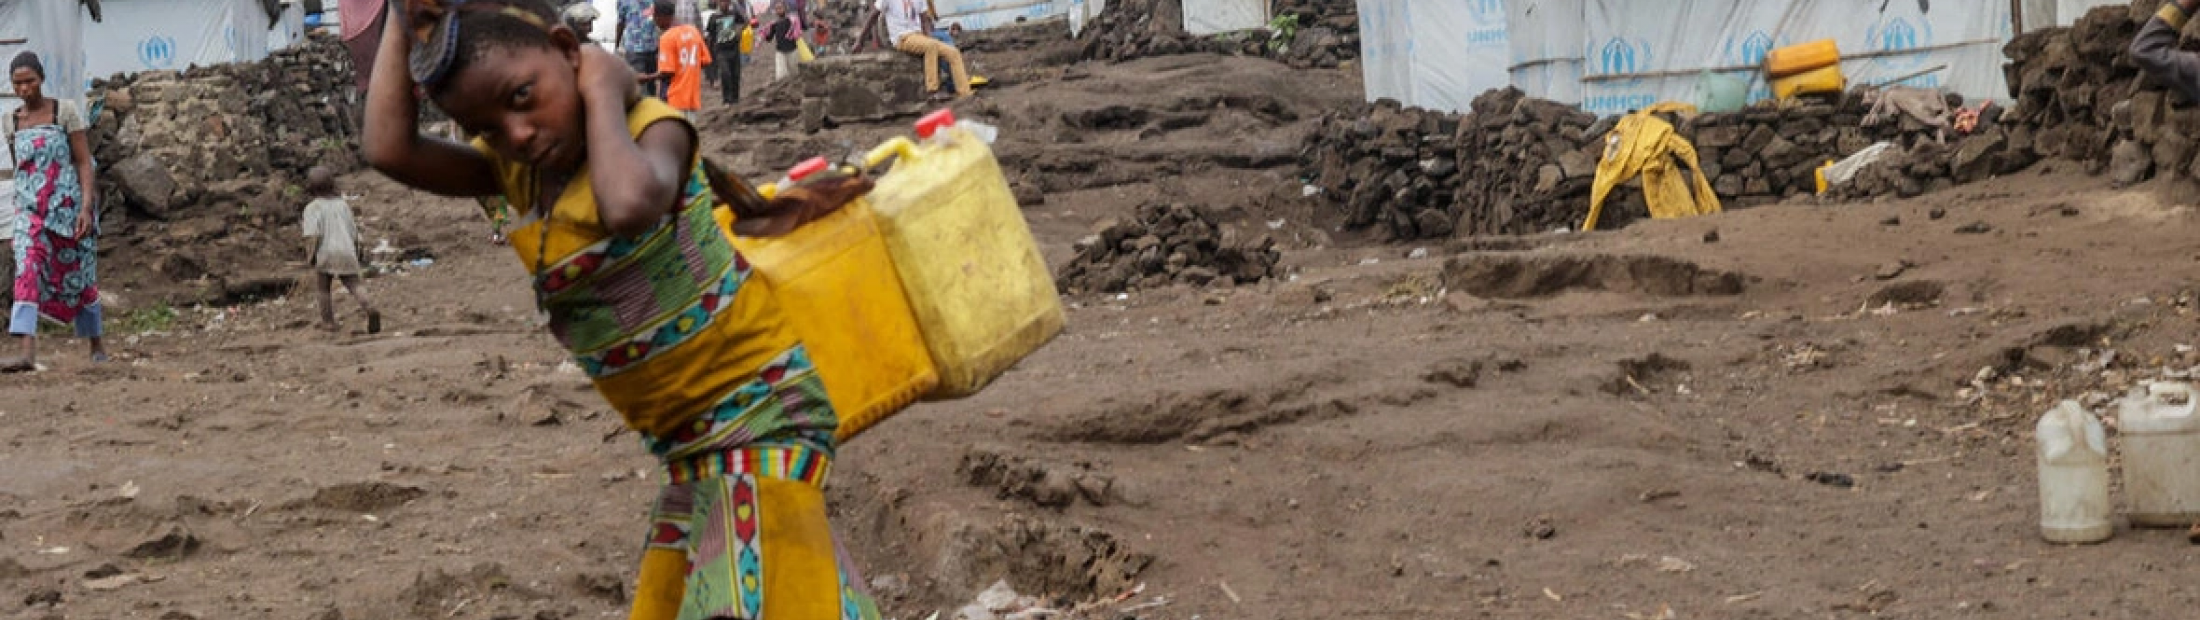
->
[873,0,972,100]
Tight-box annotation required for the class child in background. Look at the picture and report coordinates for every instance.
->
[299,166,381,334]
[648,0,711,119]
[764,1,801,81]
[358,2,879,618]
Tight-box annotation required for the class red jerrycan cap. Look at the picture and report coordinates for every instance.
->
[788,157,831,182]
[915,109,958,139]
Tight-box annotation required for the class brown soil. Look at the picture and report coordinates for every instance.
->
[12,24,2200,620]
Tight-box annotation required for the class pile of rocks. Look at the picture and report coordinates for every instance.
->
[1992,0,2200,187]
[1077,0,1356,67]
[2000,4,2145,171]
[1268,0,1358,69]
[1055,202,1280,294]
[1302,86,1994,239]
[716,51,933,132]
[89,33,362,220]
[1300,89,1620,240]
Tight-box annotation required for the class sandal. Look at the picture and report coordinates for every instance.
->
[0,357,35,373]
[89,352,110,363]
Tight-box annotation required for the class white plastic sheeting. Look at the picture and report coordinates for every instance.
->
[0,0,90,101]
[1575,0,2013,116]
[270,2,308,52]
[1182,0,1266,36]
[2050,0,2126,28]
[1355,0,1513,114]
[1067,0,1106,36]
[933,0,1064,31]
[1506,0,1582,104]
[83,0,271,82]
[1,0,89,171]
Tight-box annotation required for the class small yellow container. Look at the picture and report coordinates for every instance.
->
[1772,63,1845,99]
[1765,39,1840,78]
[863,119,1065,399]
[727,197,940,442]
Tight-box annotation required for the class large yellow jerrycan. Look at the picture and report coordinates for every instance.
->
[864,110,1065,399]
[730,159,939,442]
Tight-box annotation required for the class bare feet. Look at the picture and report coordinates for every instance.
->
[316,321,342,333]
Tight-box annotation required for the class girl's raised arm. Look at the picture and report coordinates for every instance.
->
[361,2,502,197]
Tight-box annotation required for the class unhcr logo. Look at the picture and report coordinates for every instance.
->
[1726,30,1774,66]
[1597,38,1645,76]
[1463,0,1505,48]
[1465,0,1503,27]
[138,36,177,69]
[1868,16,1932,69]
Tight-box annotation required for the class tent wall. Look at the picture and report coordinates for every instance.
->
[1067,0,1106,36]
[933,0,1065,31]
[1506,0,1583,104]
[271,2,307,52]
[1,0,89,172]
[1369,0,2021,116]
[1355,0,1512,113]
[2051,0,2126,27]
[1182,0,1266,36]
[1579,0,2013,116]
[84,0,271,81]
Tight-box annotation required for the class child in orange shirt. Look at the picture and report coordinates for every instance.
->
[646,0,711,118]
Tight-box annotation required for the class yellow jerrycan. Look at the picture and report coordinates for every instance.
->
[1765,39,1840,78]
[863,110,1064,399]
[731,158,939,442]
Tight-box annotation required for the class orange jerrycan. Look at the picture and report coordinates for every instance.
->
[733,159,938,442]
[864,110,1064,399]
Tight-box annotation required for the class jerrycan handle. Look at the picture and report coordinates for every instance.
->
[2150,381,2198,413]
[864,137,921,170]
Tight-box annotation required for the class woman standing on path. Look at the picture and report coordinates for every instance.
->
[3,52,108,372]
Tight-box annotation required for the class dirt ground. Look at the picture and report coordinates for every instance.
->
[14,26,2200,620]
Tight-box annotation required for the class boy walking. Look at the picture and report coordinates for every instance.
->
[299,167,380,334]
[650,0,712,118]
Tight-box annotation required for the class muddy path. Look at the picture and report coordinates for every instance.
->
[9,28,2200,620]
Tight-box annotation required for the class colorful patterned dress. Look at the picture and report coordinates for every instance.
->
[474,98,879,620]
[6,99,101,338]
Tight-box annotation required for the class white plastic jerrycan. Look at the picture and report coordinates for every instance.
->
[2036,400,2111,543]
[2118,381,2200,527]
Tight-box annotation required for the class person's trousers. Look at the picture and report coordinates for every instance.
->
[774,51,797,81]
[894,34,972,96]
[630,51,663,97]
[9,301,99,339]
[716,48,742,104]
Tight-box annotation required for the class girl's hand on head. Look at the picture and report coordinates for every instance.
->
[577,45,640,108]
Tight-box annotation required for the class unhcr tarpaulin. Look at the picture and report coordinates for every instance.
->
[1182,0,1266,36]
[1,0,89,171]
[1507,0,1583,104]
[1355,0,1513,113]
[933,0,1062,31]
[1577,0,2014,116]
[83,0,271,81]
